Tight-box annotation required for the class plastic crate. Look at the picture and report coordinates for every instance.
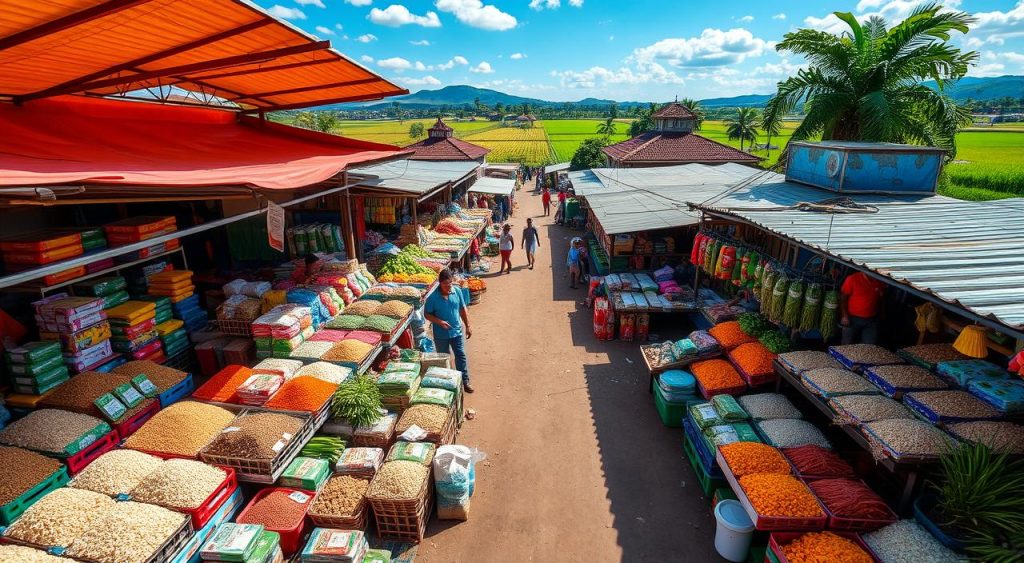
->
[682,433,724,497]
[177,471,238,530]
[63,429,119,475]
[198,410,319,483]
[157,373,195,408]
[0,466,69,525]
[236,487,312,556]
[696,378,747,400]
[169,486,245,563]
[113,400,161,440]
[653,385,687,428]
[682,417,724,479]
[718,450,828,532]
[768,532,877,563]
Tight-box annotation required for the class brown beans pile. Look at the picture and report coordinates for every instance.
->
[0,446,62,505]
[39,371,154,420]
[898,344,967,366]
[366,460,429,500]
[309,475,370,518]
[829,344,903,366]
[778,351,843,373]
[113,360,188,392]
[396,404,449,434]
[831,395,915,423]
[342,300,381,317]
[202,412,303,460]
[376,300,413,319]
[130,459,226,509]
[803,368,879,396]
[124,401,235,457]
[0,409,108,455]
[864,419,956,457]
[4,488,115,547]
[947,421,1024,454]
[238,489,311,529]
[0,545,67,562]
[867,364,948,393]
[322,340,374,363]
[69,450,164,496]
[64,501,186,563]
[906,390,1000,420]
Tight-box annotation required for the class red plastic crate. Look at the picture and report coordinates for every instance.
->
[113,400,160,440]
[769,531,879,563]
[175,468,238,530]
[717,450,828,532]
[801,477,898,532]
[235,487,314,556]
[64,429,119,475]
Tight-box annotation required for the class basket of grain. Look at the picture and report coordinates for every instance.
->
[308,475,371,530]
[366,460,432,543]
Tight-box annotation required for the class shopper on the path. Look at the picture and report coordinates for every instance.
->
[567,239,582,289]
[541,187,551,216]
[425,268,473,393]
[555,189,567,224]
[522,218,540,270]
[499,224,514,274]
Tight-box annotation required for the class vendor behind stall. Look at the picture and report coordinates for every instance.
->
[840,271,885,345]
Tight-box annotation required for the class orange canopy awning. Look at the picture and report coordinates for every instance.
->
[0,95,411,191]
[0,0,406,111]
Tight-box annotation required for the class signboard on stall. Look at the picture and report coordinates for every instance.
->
[267,201,285,252]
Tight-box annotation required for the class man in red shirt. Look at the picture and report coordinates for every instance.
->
[839,271,886,344]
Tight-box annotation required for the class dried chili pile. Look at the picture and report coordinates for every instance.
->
[708,321,757,349]
[263,376,337,413]
[781,444,855,478]
[739,473,824,518]
[691,359,746,393]
[719,442,791,477]
[808,478,893,521]
[780,531,873,563]
[729,342,777,378]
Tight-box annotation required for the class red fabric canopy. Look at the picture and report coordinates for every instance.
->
[0,96,409,190]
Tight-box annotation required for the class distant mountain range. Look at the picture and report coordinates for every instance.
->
[337,76,1022,111]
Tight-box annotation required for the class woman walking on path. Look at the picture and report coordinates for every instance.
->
[499,224,515,274]
[522,218,540,270]
[566,238,581,288]
[541,187,551,216]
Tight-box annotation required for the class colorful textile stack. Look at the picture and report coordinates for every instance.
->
[5,341,69,395]
[155,318,189,359]
[34,294,117,373]
[106,300,163,363]
[0,231,85,286]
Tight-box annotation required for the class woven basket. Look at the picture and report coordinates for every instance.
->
[309,499,370,531]
[368,469,432,543]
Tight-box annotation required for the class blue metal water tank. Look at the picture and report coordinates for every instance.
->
[785,141,945,194]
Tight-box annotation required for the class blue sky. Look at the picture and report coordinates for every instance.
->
[251,0,1024,101]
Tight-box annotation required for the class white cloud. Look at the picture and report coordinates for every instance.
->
[435,0,517,31]
[356,33,378,42]
[345,0,373,5]
[436,55,469,70]
[295,0,325,7]
[369,5,441,27]
[529,0,558,9]
[569,0,583,6]
[314,25,335,35]
[738,15,754,23]
[1004,51,1024,64]
[361,55,374,63]
[401,75,442,86]
[410,39,431,45]
[470,61,494,73]
[772,13,786,20]
[631,28,770,68]
[267,5,305,19]
[335,23,344,30]
[510,52,526,59]
[453,55,469,64]
[968,50,1023,76]
[414,61,427,70]
[971,2,1024,45]
[806,1,966,35]
[556,64,684,89]
[378,57,413,71]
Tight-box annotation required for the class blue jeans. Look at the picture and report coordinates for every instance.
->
[434,332,470,385]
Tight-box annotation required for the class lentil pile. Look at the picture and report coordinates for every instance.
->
[778,351,842,373]
[323,340,374,363]
[295,362,353,385]
[808,478,893,521]
[946,421,1024,454]
[719,442,791,477]
[64,501,186,563]
[69,450,164,496]
[4,488,115,547]
[0,409,108,455]
[202,412,303,460]
[238,489,311,529]
[263,376,337,413]
[124,401,235,457]
[898,343,966,367]
[863,364,947,394]
[39,371,153,419]
[831,395,914,423]
[190,365,253,403]
[366,460,429,500]
[342,300,381,317]
[829,344,903,368]
[309,475,370,518]
[862,520,962,563]
[707,321,756,349]
[130,459,226,509]
[396,404,449,434]
[905,390,1000,420]
[739,473,824,518]
[780,531,873,563]
[738,393,802,420]
[112,360,187,392]
[0,447,62,506]
[863,419,955,458]
[782,445,855,478]
[756,419,832,449]
[802,368,878,397]
[376,300,413,319]
[690,359,746,393]
[728,342,777,378]
[0,545,67,562]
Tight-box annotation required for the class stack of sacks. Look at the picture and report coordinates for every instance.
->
[136,295,173,325]
[173,293,208,333]
[0,231,85,286]
[252,305,311,360]
[154,319,189,359]
[304,285,345,319]
[34,294,116,373]
[106,300,163,363]
[125,260,172,295]
[5,341,69,395]
[286,289,330,329]
[104,216,180,265]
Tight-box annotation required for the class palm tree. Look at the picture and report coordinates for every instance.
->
[596,117,617,138]
[762,3,976,157]
[678,98,705,130]
[629,102,659,137]
[725,107,760,152]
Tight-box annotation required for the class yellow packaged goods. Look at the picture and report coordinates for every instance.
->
[3,488,115,547]
[124,401,235,457]
[322,340,374,363]
[154,319,184,337]
[148,270,193,285]
[105,301,156,323]
[146,278,193,293]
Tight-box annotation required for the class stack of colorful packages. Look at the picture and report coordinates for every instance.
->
[305,285,345,319]
[106,300,164,363]
[71,228,110,274]
[252,305,313,359]
[136,295,173,325]
[155,318,189,359]
[75,275,130,311]
[103,216,181,264]
[34,294,117,373]
[287,288,331,329]
[124,260,172,295]
[5,341,69,396]
[146,269,207,332]
[0,231,85,286]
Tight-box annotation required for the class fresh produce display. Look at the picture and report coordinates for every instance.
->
[331,375,384,428]
[820,289,840,341]
[863,520,962,563]
[759,268,777,311]
[300,436,347,463]
[779,532,873,563]
[758,331,791,354]
[737,312,772,338]
[798,283,823,333]
[367,460,429,500]
[781,445,855,478]
[124,401,235,457]
[782,280,805,327]
[756,419,831,449]
[718,442,791,477]
[807,478,894,522]
[708,321,756,350]
[738,473,824,518]
[0,446,63,506]
[69,450,164,496]
[738,393,803,420]
[769,276,790,323]
[377,253,438,280]
[728,342,776,378]
[945,421,1024,454]
[690,359,745,394]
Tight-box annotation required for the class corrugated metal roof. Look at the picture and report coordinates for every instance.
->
[468,176,515,196]
[545,162,571,173]
[350,160,479,195]
[698,175,1024,333]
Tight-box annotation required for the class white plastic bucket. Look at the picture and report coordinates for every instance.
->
[714,499,755,562]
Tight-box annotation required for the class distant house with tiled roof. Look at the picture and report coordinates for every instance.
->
[602,102,761,168]
[405,118,491,163]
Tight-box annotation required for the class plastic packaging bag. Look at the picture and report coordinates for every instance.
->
[688,402,723,429]
[712,394,749,421]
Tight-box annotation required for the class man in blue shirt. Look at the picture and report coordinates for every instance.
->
[424,268,474,393]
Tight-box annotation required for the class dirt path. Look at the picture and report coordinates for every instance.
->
[415,187,721,562]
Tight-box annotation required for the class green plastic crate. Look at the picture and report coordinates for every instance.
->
[682,434,725,497]
[653,386,688,428]
[0,466,69,525]
[748,543,768,563]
